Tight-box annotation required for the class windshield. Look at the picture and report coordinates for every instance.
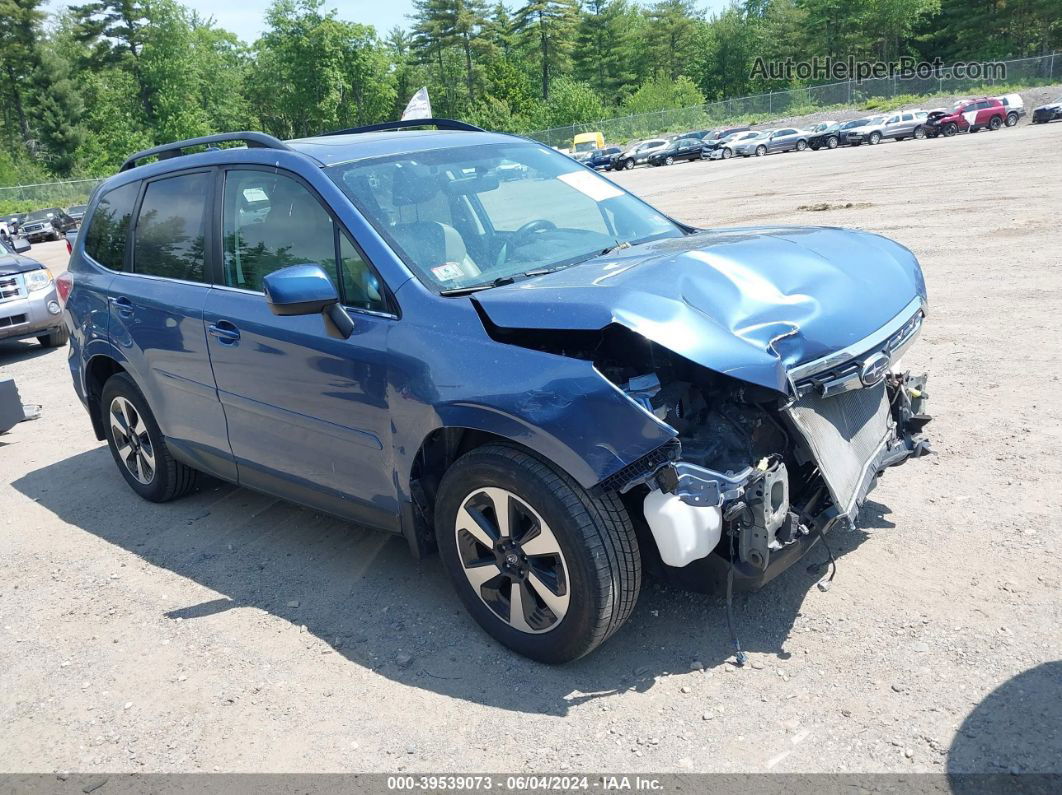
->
[327,142,682,293]
[573,141,596,153]
[843,120,867,129]
[25,210,55,222]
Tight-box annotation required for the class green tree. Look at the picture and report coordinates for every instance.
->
[623,73,705,115]
[514,0,580,99]
[574,0,636,104]
[533,76,607,127]
[30,45,86,174]
[0,0,45,142]
[645,0,702,81]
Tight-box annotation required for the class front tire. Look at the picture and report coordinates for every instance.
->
[827,136,839,149]
[721,147,732,159]
[623,159,634,170]
[755,145,767,157]
[435,444,641,663]
[100,373,198,503]
[664,156,674,165]
[37,326,68,347]
[989,115,1002,130]
[943,122,958,137]
[869,131,882,145]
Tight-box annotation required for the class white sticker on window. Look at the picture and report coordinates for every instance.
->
[431,262,464,281]
[558,170,623,202]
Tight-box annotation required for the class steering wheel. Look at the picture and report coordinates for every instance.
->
[496,219,558,266]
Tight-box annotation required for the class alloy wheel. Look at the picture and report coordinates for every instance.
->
[109,396,156,485]
[455,487,570,634]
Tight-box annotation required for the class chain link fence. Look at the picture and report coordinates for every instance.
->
[526,52,1061,148]
[0,177,103,214]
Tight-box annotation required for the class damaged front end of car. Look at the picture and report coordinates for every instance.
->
[597,304,932,593]
[471,226,933,592]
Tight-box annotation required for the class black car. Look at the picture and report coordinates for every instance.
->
[647,137,704,166]
[679,129,715,140]
[1032,97,1062,124]
[19,208,78,243]
[837,118,874,146]
[807,122,842,150]
[66,204,88,225]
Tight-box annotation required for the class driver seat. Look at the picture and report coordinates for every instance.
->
[391,221,480,280]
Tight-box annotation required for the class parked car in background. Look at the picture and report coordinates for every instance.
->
[880,110,929,141]
[1032,96,1062,124]
[837,118,875,146]
[924,98,1006,137]
[703,130,760,160]
[67,204,88,225]
[732,129,774,157]
[19,208,78,243]
[585,146,621,170]
[0,233,68,347]
[611,138,669,170]
[647,137,705,166]
[842,115,888,145]
[62,123,931,663]
[993,94,1025,126]
[807,121,841,150]
[735,128,809,157]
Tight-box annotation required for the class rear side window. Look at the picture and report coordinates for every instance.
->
[84,182,139,271]
[132,173,210,282]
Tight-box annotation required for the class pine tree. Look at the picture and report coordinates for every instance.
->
[574,0,636,104]
[513,0,579,99]
[30,46,86,174]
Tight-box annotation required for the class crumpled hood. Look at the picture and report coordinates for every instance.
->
[473,227,927,393]
[1035,102,1061,111]
[0,253,44,277]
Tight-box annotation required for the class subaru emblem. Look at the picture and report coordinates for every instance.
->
[860,352,891,386]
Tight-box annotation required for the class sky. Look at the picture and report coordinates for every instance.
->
[47,1,733,44]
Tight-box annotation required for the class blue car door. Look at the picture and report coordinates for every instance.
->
[202,166,398,531]
[106,168,236,481]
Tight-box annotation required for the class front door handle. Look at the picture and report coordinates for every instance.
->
[110,296,134,317]
[208,320,241,345]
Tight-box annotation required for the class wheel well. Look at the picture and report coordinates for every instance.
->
[84,356,126,440]
[408,428,562,555]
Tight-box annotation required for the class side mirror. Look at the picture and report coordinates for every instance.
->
[263,264,354,338]
[11,237,31,254]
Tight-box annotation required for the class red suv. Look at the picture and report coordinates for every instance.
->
[924,97,1007,137]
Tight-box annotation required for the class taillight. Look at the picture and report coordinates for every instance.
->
[65,237,72,255]
[55,271,73,306]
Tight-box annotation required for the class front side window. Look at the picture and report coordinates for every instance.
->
[222,169,389,313]
[84,181,140,271]
[132,172,209,282]
[326,142,681,293]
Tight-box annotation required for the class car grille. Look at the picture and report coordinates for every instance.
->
[0,313,28,328]
[0,273,27,304]
[786,382,893,517]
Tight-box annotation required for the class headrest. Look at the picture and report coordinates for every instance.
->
[391,164,439,206]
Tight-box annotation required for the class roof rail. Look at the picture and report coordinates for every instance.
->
[318,118,485,137]
[119,131,293,173]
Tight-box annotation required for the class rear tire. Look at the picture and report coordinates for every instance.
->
[1005,112,1018,127]
[100,373,198,503]
[435,443,641,663]
[37,326,68,347]
[795,139,807,151]
[913,125,926,139]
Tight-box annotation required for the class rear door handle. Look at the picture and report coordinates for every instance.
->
[110,296,134,317]
[208,320,241,345]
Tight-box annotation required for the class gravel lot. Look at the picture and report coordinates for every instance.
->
[2,119,1061,776]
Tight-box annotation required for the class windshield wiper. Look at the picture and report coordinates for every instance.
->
[598,240,632,257]
[440,275,516,296]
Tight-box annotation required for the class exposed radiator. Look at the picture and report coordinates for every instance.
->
[786,381,893,517]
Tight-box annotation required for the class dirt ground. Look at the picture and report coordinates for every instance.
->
[2,119,1061,776]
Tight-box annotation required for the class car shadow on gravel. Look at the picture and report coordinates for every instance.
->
[14,447,886,717]
[947,661,1062,780]
[0,339,56,364]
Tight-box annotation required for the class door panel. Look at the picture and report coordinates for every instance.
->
[203,291,396,529]
[205,166,398,530]
[108,170,234,479]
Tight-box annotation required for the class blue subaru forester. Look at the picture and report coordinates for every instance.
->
[62,120,931,662]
